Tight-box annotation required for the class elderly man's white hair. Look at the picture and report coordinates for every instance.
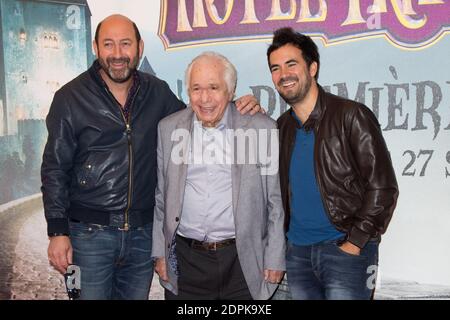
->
[185,51,238,95]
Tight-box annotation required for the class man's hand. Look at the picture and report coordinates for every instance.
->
[235,94,266,115]
[155,257,168,281]
[48,236,72,274]
[264,269,285,284]
[338,241,361,256]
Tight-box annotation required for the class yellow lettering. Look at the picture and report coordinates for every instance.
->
[176,0,192,32]
[193,0,208,27]
[176,0,208,31]
[391,0,427,29]
[368,0,387,13]
[176,0,434,34]
[297,0,327,23]
[342,0,366,26]
[266,0,297,21]
[418,0,444,4]
[343,0,427,29]
[205,0,234,25]
[241,0,259,24]
[400,0,417,15]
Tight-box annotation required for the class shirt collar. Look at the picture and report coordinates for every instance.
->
[289,95,321,132]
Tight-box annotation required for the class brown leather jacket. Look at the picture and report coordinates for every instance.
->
[277,86,399,248]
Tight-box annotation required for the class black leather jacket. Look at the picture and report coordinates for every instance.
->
[41,61,185,236]
[277,86,399,248]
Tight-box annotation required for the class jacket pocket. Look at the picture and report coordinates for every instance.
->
[76,152,109,188]
[76,163,92,188]
[69,221,103,240]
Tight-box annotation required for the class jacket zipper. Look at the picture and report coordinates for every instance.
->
[103,85,140,231]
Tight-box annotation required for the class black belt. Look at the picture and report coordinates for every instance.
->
[177,235,236,251]
[69,218,147,230]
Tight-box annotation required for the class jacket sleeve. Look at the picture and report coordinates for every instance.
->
[152,122,166,258]
[41,90,77,236]
[346,104,399,248]
[162,81,186,117]
[263,122,286,271]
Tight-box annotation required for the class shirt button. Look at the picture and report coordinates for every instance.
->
[175,217,180,222]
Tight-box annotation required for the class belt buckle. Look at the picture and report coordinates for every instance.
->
[198,241,217,251]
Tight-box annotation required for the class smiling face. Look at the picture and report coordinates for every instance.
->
[187,56,234,128]
[93,15,143,84]
[269,44,317,106]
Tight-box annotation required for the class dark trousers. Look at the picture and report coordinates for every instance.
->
[165,235,253,300]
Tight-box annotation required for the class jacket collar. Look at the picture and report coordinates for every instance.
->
[287,84,327,132]
[88,60,140,91]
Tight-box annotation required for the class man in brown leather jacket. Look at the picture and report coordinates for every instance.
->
[267,27,399,300]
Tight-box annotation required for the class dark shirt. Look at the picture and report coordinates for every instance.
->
[94,60,139,122]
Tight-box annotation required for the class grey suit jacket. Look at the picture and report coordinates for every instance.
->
[152,104,286,300]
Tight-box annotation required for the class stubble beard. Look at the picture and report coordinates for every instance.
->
[98,53,140,84]
[278,74,312,106]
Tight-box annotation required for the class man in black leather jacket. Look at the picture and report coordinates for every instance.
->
[42,14,260,300]
[267,28,399,300]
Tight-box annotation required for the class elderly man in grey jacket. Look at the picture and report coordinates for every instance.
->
[152,52,285,300]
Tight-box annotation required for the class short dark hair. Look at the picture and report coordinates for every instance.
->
[267,27,320,80]
[94,21,142,45]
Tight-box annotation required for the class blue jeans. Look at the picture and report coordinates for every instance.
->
[69,220,154,300]
[286,238,379,300]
